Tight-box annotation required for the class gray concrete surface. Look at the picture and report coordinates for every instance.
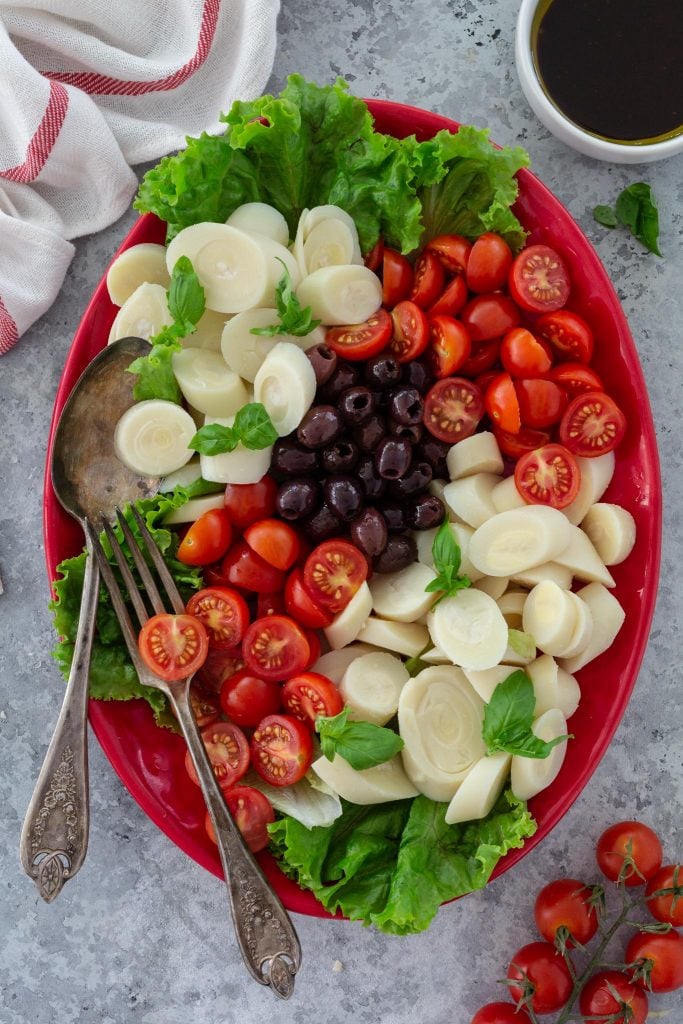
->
[1,1,682,1021]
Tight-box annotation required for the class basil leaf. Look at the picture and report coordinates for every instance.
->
[507,629,536,660]
[431,519,461,577]
[128,341,182,403]
[482,670,570,759]
[317,709,404,770]
[615,182,662,256]
[593,204,618,228]
[250,262,321,338]
[189,423,239,456]
[167,255,206,327]
[233,402,278,450]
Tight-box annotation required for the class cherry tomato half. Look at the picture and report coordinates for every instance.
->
[596,820,663,886]
[282,672,344,728]
[549,362,604,399]
[494,426,551,459]
[389,300,430,363]
[195,646,245,694]
[514,443,580,510]
[466,232,513,293]
[219,668,282,728]
[410,250,445,309]
[485,372,521,434]
[626,929,683,993]
[500,327,553,379]
[461,293,521,342]
[382,248,414,307]
[536,309,594,363]
[423,377,484,443]
[579,971,648,1024]
[559,391,627,458]
[428,315,472,378]
[205,786,275,853]
[185,721,250,792]
[177,508,232,566]
[138,613,209,682]
[221,541,286,594]
[224,475,277,529]
[470,1004,532,1024]
[244,517,300,571]
[325,308,393,362]
[509,244,570,313]
[251,713,313,786]
[534,878,599,947]
[303,540,368,614]
[242,615,310,682]
[364,237,384,272]
[428,274,468,318]
[183,682,220,728]
[256,591,286,618]
[185,587,250,650]
[646,865,683,926]
[515,378,568,429]
[459,337,501,377]
[425,234,472,274]
[284,567,334,628]
[507,941,573,1015]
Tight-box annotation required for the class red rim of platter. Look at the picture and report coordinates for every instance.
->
[43,100,662,920]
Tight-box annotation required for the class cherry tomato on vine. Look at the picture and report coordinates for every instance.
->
[461,293,521,342]
[177,508,232,565]
[514,443,580,510]
[485,372,521,434]
[466,232,513,293]
[549,362,604,399]
[185,721,250,792]
[185,586,250,650]
[224,475,277,528]
[596,821,663,886]
[626,929,683,993]
[282,672,343,728]
[242,615,310,682]
[423,377,484,443]
[244,517,300,570]
[515,378,568,429]
[579,970,648,1024]
[537,309,594,363]
[205,786,275,852]
[428,315,472,378]
[389,300,430,362]
[470,1003,532,1024]
[325,308,393,362]
[138,613,209,682]
[509,244,570,313]
[646,865,683,926]
[425,233,472,274]
[507,941,573,1015]
[428,274,468,318]
[382,248,414,307]
[251,713,313,786]
[221,541,286,594]
[500,327,553,378]
[534,878,599,947]
[303,539,368,614]
[559,391,627,458]
[219,668,282,728]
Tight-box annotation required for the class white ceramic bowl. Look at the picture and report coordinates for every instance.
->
[515,0,683,164]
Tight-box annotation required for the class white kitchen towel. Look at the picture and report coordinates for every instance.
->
[0,0,280,355]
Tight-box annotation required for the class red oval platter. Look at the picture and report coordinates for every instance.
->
[43,100,662,919]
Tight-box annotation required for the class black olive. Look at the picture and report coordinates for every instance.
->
[350,507,388,558]
[271,437,319,478]
[321,439,359,475]
[375,436,412,479]
[356,455,387,500]
[380,501,408,533]
[302,502,343,541]
[388,387,424,425]
[388,460,433,499]
[319,361,360,401]
[297,405,343,449]
[408,495,446,530]
[306,344,338,386]
[353,413,386,454]
[364,353,402,389]
[373,534,417,573]
[275,479,320,520]
[389,420,423,444]
[402,359,434,392]
[323,475,364,522]
[338,386,376,426]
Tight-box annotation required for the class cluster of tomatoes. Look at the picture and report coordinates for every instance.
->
[137,476,369,854]
[343,231,627,510]
[472,821,683,1024]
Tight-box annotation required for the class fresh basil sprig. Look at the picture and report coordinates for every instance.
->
[317,708,404,771]
[189,402,278,456]
[250,261,321,338]
[483,670,571,759]
[593,182,662,256]
[424,519,472,605]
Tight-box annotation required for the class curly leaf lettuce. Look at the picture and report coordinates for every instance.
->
[268,789,536,934]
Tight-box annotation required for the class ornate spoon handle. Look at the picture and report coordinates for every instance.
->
[169,682,301,999]
[19,539,98,901]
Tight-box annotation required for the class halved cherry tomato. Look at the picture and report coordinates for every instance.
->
[177,508,232,566]
[284,567,334,628]
[537,309,594,363]
[495,426,551,459]
[596,821,663,886]
[303,628,321,669]
[549,362,604,399]
[195,646,245,694]
[251,713,313,786]
[325,308,393,362]
[466,232,513,293]
[389,300,430,362]
[427,274,468,318]
[382,248,414,307]
[646,865,683,926]
[500,327,553,378]
[282,672,343,728]
[428,315,472,379]
[257,591,286,618]
[138,613,209,681]
[459,337,501,377]
[423,377,484,443]
[244,518,300,571]
[185,721,250,792]
[224,475,277,529]
[409,250,445,309]
[534,878,599,947]
[515,378,568,428]
[425,234,472,274]
[461,293,521,342]
[185,587,250,650]
[205,786,275,852]
[303,540,368,613]
[242,615,310,681]
[509,244,570,313]
[514,443,580,509]
[183,682,220,728]
[626,930,683,993]
[485,372,521,434]
[221,541,286,593]
[364,237,384,272]
[507,942,573,1015]
[219,668,282,728]
[559,391,627,458]
[579,971,648,1024]
[474,369,500,394]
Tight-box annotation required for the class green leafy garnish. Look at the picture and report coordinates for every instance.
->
[507,629,536,661]
[317,709,404,771]
[404,643,432,677]
[250,262,321,338]
[593,182,662,255]
[189,402,278,456]
[482,670,571,759]
[128,342,182,403]
[424,519,472,604]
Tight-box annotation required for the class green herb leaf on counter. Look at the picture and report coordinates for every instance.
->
[424,519,472,604]
[317,709,404,770]
[483,670,571,759]
[268,789,536,934]
[508,629,536,661]
[593,182,662,256]
[250,263,321,338]
[593,204,618,228]
[189,402,277,455]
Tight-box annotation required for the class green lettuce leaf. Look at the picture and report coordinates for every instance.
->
[268,789,536,934]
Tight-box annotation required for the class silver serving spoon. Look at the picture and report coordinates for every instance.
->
[20,337,160,902]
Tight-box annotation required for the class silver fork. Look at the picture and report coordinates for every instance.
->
[86,506,301,999]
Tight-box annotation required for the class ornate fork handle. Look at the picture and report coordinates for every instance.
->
[19,536,98,901]
[168,682,301,999]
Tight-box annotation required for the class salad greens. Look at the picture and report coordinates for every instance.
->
[316,709,404,770]
[593,182,662,256]
[424,518,472,604]
[135,75,529,255]
[269,789,536,934]
[482,671,571,759]
[189,402,278,456]
[250,263,321,338]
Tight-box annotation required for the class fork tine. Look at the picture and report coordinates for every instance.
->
[115,508,167,615]
[100,518,150,628]
[85,520,144,674]
[130,505,186,615]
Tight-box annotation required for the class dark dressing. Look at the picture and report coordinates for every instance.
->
[532,0,683,144]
